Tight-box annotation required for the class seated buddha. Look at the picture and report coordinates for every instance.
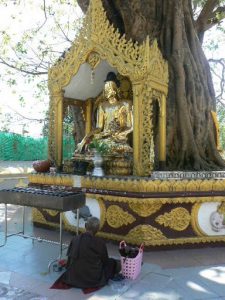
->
[75,72,133,155]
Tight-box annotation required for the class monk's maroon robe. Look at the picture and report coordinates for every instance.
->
[62,232,116,288]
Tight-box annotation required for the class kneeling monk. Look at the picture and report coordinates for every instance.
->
[62,217,119,288]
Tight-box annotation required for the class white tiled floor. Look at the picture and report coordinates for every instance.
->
[1,160,225,299]
[1,205,225,299]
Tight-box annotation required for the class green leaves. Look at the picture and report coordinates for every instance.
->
[88,139,110,155]
[15,42,27,54]
[7,78,17,86]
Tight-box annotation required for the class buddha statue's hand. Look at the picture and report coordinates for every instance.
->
[74,139,86,153]
[74,143,83,153]
[112,132,127,142]
[74,131,96,154]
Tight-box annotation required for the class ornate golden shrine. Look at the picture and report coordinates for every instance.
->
[48,0,168,176]
[29,173,225,247]
[32,1,225,248]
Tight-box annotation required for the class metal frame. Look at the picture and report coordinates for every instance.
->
[0,204,80,272]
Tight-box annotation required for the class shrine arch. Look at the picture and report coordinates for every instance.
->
[48,0,168,176]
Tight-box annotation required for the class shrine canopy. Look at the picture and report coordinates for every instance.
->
[63,60,116,101]
[48,0,168,177]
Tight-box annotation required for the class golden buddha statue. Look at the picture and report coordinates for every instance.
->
[75,72,133,155]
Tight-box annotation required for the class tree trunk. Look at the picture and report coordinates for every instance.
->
[71,106,85,145]
[78,0,225,170]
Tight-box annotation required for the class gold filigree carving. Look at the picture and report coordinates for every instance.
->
[97,231,225,246]
[117,74,133,100]
[33,205,225,246]
[88,192,225,206]
[129,202,162,217]
[28,173,73,186]
[86,51,100,69]
[141,86,154,175]
[127,225,166,244]
[156,207,191,231]
[82,177,225,194]
[44,209,58,217]
[48,0,168,172]
[106,205,135,228]
[32,208,59,229]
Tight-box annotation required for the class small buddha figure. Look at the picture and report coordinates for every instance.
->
[75,72,133,155]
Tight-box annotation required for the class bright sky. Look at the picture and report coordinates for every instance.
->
[0,1,81,137]
[0,2,224,138]
[204,24,225,101]
[0,2,47,137]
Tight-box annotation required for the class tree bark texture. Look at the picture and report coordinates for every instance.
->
[71,106,85,145]
[78,0,225,170]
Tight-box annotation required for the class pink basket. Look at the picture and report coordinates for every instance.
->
[120,241,144,280]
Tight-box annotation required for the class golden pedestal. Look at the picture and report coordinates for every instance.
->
[29,173,225,248]
[104,154,133,176]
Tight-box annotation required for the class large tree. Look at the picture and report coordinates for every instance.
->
[77,0,225,170]
[0,0,224,169]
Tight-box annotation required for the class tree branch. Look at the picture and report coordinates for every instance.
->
[54,20,73,43]
[209,58,225,105]
[0,57,48,76]
[5,105,47,122]
[35,0,48,33]
[195,0,225,43]
[77,0,90,13]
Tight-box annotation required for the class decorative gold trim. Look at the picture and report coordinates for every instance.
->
[96,231,225,246]
[28,173,73,186]
[44,209,58,217]
[159,93,166,162]
[156,207,191,231]
[87,192,225,205]
[86,51,101,69]
[126,225,166,244]
[32,206,225,246]
[82,177,225,193]
[106,205,135,228]
[129,202,162,217]
[32,208,59,229]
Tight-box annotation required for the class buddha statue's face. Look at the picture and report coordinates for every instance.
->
[103,81,118,100]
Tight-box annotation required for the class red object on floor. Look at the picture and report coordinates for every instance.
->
[50,275,72,290]
[50,274,102,294]
[58,259,67,267]
[82,287,102,294]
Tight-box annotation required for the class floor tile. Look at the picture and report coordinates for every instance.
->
[2,199,225,299]
[0,271,11,285]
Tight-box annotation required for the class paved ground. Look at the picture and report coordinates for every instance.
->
[0,160,33,175]
[1,209,225,300]
[0,161,225,299]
